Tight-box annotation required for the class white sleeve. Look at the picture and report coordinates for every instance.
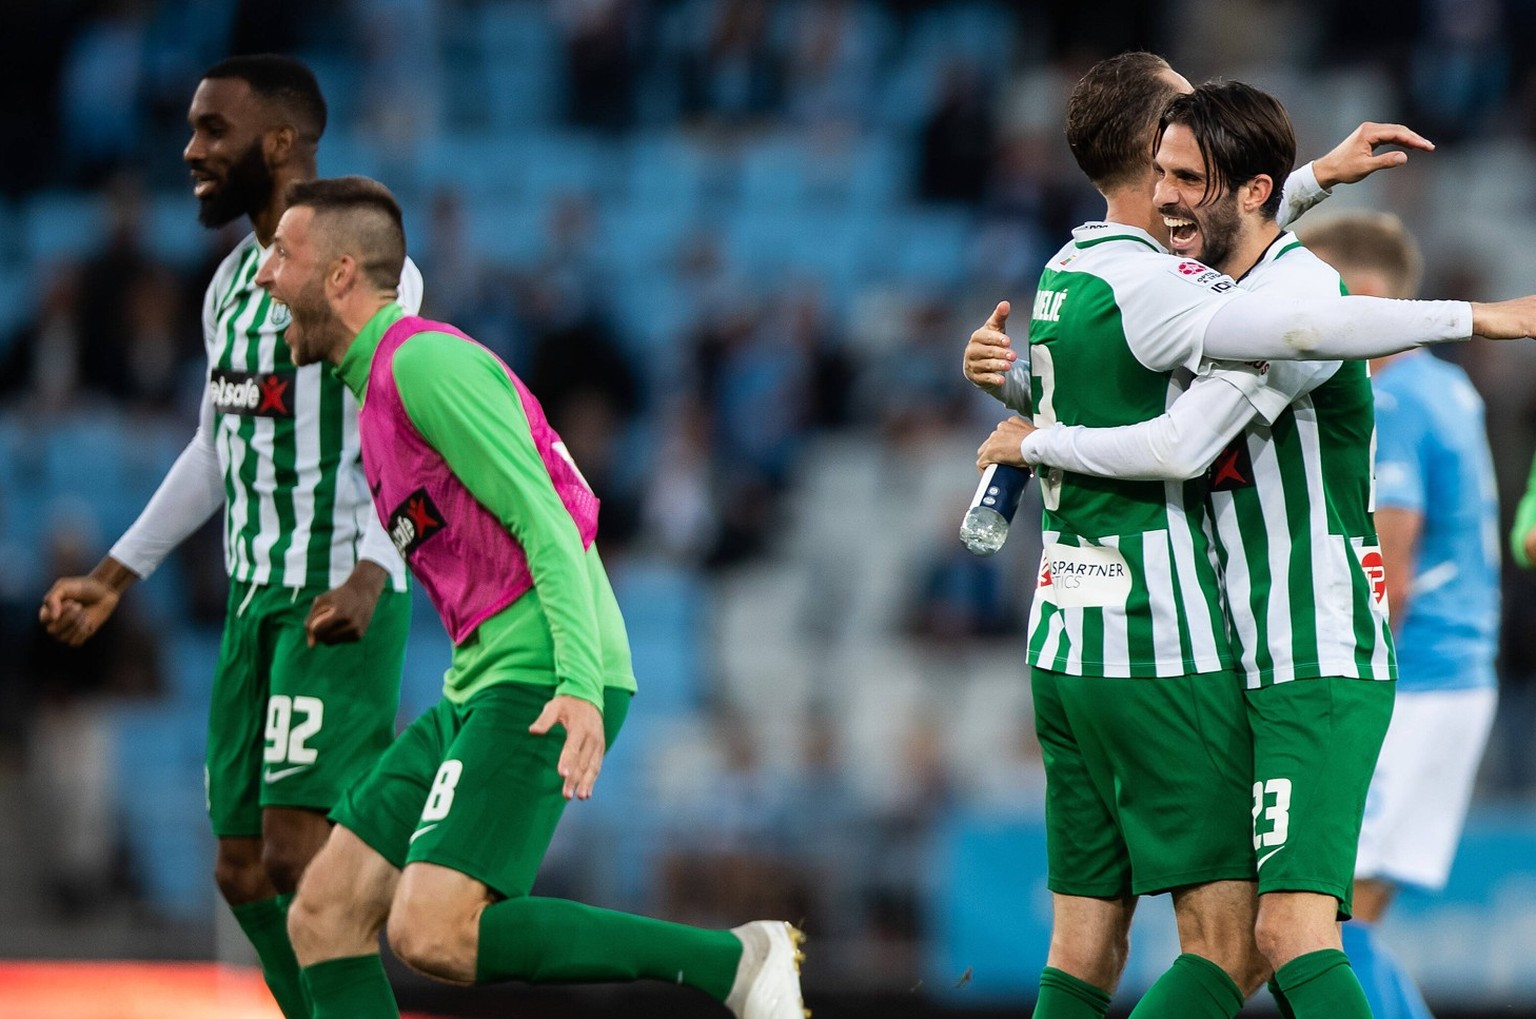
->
[398,256,424,314]
[355,500,398,573]
[1277,162,1330,229]
[1200,358,1342,424]
[1019,370,1261,481]
[108,396,225,579]
[1201,293,1473,362]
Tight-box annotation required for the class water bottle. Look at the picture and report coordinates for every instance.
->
[960,463,1032,555]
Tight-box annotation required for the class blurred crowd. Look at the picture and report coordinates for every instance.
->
[5,0,1536,985]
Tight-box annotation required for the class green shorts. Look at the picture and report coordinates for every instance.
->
[1247,678,1395,917]
[1033,667,1255,898]
[332,682,631,898]
[206,578,409,837]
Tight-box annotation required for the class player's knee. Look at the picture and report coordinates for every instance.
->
[386,898,477,985]
[1048,931,1130,991]
[262,839,315,896]
[213,846,269,906]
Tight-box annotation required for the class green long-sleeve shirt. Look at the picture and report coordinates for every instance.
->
[1513,453,1536,570]
[336,303,636,708]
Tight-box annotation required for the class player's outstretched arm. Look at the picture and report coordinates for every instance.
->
[39,556,139,646]
[1312,122,1435,189]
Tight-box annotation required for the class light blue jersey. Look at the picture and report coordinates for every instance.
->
[1372,351,1499,691]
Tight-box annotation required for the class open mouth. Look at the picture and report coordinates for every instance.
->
[1163,215,1199,254]
[190,169,219,200]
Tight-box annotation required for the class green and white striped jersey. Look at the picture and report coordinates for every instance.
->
[1026,223,1242,677]
[204,232,419,590]
[1208,234,1395,687]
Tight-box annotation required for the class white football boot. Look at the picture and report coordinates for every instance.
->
[724,920,809,1019]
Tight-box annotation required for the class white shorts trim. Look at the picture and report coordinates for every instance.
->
[1355,686,1497,890]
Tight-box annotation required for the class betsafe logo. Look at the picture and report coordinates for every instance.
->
[387,488,445,557]
[208,369,294,418]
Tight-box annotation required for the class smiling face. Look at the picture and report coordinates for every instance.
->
[254,206,341,365]
[1153,122,1245,271]
[183,77,277,229]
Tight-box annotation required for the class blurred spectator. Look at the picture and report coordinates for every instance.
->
[59,0,148,187]
[556,0,640,132]
[0,1,75,196]
[19,507,162,914]
[781,0,880,130]
[916,62,994,204]
[677,0,785,130]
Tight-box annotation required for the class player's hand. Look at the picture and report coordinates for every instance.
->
[306,561,387,647]
[1312,122,1434,188]
[530,694,606,800]
[977,416,1036,472]
[1470,296,1536,341]
[39,576,120,646]
[964,301,1016,395]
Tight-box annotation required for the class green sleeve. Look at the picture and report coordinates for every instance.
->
[392,332,604,708]
[1512,453,1536,569]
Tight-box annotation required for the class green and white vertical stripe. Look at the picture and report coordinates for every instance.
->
[1214,240,1394,687]
[203,234,409,591]
[1024,230,1233,678]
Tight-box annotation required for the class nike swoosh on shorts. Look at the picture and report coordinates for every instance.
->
[410,823,439,844]
[1257,845,1286,870]
[263,764,310,783]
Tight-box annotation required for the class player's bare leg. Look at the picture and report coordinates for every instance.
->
[288,825,402,1018]
[1258,891,1372,1019]
[1034,893,1135,1018]
[262,806,332,894]
[1130,880,1266,1018]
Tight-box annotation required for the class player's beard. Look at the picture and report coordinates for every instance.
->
[282,276,342,366]
[195,140,274,229]
[1190,191,1242,273]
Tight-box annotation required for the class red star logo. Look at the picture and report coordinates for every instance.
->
[258,375,290,415]
[405,496,439,535]
[1211,445,1249,488]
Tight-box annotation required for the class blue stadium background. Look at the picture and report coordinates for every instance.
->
[4,1,1536,1016]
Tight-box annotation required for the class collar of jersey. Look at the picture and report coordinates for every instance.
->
[1071,222,1166,252]
[335,301,408,403]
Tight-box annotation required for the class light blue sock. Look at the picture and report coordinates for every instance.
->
[1341,920,1434,1019]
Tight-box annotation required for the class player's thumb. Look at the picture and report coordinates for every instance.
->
[529,700,562,735]
[986,300,1010,331]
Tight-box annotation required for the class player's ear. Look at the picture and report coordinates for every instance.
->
[329,253,358,296]
[265,123,297,166]
[1245,174,1274,214]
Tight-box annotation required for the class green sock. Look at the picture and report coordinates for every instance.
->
[1034,966,1112,1019]
[475,896,742,1001]
[1128,953,1244,1018]
[1274,949,1371,1019]
[1268,978,1298,1019]
[231,894,309,1019]
[301,954,399,1019]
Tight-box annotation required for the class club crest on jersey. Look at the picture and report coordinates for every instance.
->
[208,368,295,418]
[387,488,445,556]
